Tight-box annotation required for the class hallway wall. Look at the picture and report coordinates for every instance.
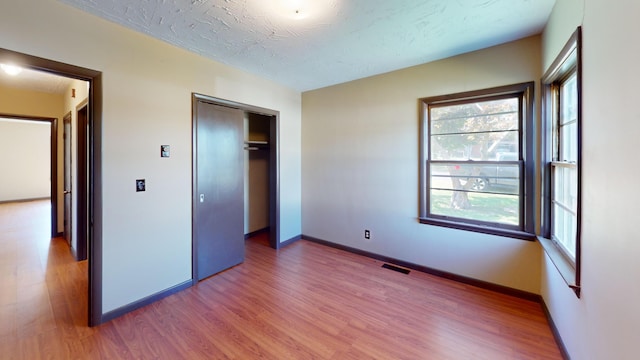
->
[0,119,50,202]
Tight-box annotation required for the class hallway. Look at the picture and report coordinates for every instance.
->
[0,200,90,356]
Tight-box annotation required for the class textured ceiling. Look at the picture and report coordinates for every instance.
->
[0,66,73,95]
[55,0,555,91]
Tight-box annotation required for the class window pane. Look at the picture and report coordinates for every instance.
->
[431,98,519,123]
[431,108,518,135]
[430,189,519,226]
[553,165,577,212]
[552,204,577,260]
[430,98,519,162]
[559,72,578,163]
[430,131,518,161]
[552,166,563,205]
[560,73,578,125]
[431,162,519,195]
[560,122,578,163]
[552,203,564,240]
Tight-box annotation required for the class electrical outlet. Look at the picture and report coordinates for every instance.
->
[364,230,370,239]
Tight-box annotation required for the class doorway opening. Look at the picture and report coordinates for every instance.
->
[244,112,278,249]
[0,47,103,326]
[0,115,57,222]
[192,93,280,282]
[75,103,89,261]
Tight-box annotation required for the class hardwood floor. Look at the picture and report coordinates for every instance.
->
[0,200,562,359]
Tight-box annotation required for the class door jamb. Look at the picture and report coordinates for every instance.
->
[191,93,281,282]
[76,102,89,261]
[62,111,72,244]
[0,47,103,326]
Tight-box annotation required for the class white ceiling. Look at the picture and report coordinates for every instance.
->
[0,66,74,95]
[53,0,555,92]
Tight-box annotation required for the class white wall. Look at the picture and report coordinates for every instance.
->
[302,36,543,293]
[0,0,302,314]
[0,119,50,202]
[541,0,640,358]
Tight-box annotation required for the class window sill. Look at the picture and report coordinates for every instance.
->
[537,236,580,298]
[419,218,535,241]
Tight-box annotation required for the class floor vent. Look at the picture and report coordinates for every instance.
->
[382,263,410,274]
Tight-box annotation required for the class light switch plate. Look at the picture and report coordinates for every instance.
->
[161,145,170,158]
[136,179,146,192]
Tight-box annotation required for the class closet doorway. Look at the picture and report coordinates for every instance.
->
[244,112,277,247]
[192,94,280,281]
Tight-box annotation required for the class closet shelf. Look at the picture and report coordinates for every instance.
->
[244,140,269,150]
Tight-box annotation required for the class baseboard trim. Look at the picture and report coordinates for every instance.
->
[540,297,571,359]
[101,280,192,323]
[279,234,302,248]
[0,197,50,205]
[244,227,270,240]
[302,235,540,302]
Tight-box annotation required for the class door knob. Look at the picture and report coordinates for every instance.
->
[64,190,71,194]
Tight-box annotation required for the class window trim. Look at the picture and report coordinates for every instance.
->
[419,82,536,241]
[539,27,582,298]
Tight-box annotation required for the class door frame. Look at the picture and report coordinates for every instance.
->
[0,47,103,326]
[191,93,280,281]
[75,102,89,261]
[63,111,72,245]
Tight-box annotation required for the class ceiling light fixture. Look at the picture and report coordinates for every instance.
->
[276,0,310,20]
[262,0,339,23]
[1,64,23,76]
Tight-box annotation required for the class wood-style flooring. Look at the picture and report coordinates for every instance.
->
[0,200,562,359]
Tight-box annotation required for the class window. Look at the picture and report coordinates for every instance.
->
[540,27,582,297]
[419,82,535,240]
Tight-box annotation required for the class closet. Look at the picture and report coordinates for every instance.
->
[244,113,272,241]
[192,94,280,282]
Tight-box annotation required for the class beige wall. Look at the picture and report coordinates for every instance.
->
[0,0,302,314]
[0,83,64,117]
[0,119,51,202]
[541,0,640,358]
[541,0,584,70]
[63,79,89,254]
[302,36,543,293]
